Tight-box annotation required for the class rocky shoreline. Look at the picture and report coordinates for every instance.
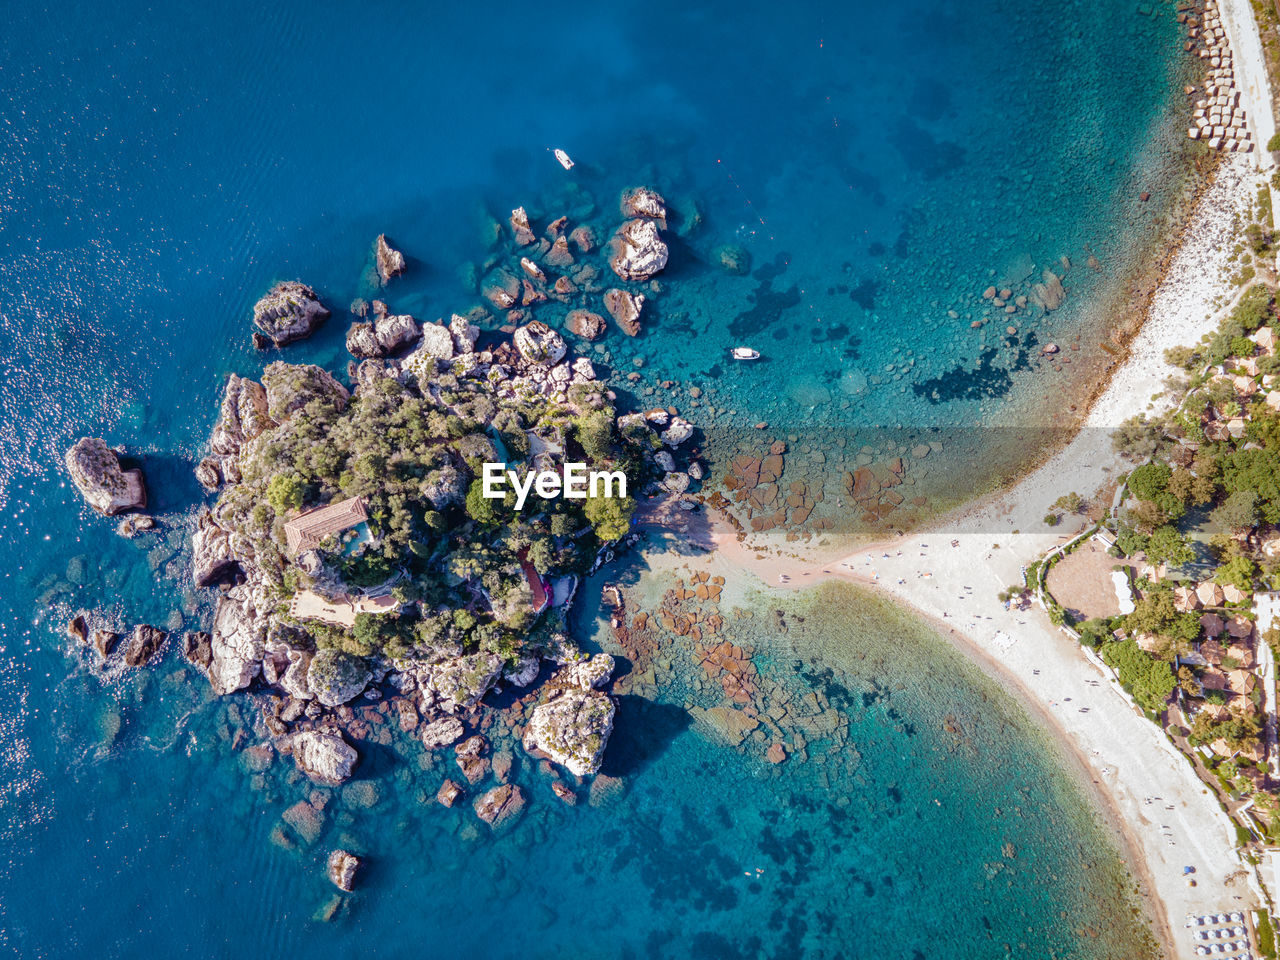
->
[60,190,711,897]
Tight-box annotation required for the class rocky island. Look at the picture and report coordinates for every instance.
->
[61,186,700,891]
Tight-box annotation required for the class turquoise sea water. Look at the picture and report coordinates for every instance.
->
[0,0,1190,956]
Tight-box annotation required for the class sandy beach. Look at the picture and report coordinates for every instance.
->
[695,145,1273,956]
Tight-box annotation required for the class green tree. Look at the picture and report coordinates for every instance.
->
[583,493,635,542]
[266,473,305,513]
[1222,449,1280,522]
[1100,638,1176,714]
[574,409,615,462]
[1145,525,1194,567]
[1126,590,1201,643]
[1216,555,1258,592]
[465,478,501,527]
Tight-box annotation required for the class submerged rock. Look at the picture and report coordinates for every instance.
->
[327,849,360,892]
[523,689,615,776]
[291,731,358,784]
[65,438,146,516]
[566,309,606,341]
[473,783,525,828]
[252,281,330,347]
[609,218,668,282]
[375,234,406,285]
[603,289,644,336]
[714,243,751,275]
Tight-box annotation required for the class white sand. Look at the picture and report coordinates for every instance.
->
[1220,0,1276,171]
[703,153,1270,959]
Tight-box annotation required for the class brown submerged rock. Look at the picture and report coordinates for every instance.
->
[474,784,525,828]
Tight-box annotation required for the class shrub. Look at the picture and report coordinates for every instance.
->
[1100,639,1176,714]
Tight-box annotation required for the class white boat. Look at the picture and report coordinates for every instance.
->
[553,148,574,170]
[731,347,760,360]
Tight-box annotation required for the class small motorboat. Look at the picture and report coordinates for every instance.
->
[731,347,760,360]
[553,148,574,170]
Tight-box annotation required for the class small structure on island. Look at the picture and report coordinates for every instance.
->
[518,549,549,615]
[284,496,369,555]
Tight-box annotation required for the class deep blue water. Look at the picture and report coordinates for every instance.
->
[0,1,1189,957]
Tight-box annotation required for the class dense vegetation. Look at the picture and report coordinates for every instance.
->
[214,362,644,660]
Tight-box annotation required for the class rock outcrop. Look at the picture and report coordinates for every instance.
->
[260,362,349,423]
[510,207,535,246]
[327,849,360,892]
[291,731,357,784]
[120,625,167,667]
[346,314,419,359]
[208,586,266,695]
[65,438,146,516]
[609,219,668,282]
[422,653,503,713]
[252,281,330,347]
[621,187,667,225]
[523,689,615,776]
[604,289,644,336]
[192,510,240,588]
[567,310,606,341]
[513,321,567,365]
[420,716,465,749]
[307,649,371,707]
[375,234,406,285]
[473,784,525,828]
[562,653,615,690]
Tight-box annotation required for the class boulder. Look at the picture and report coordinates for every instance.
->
[291,731,358,784]
[327,849,360,892]
[502,656,540,687]
[660,417,694,446]
[523,689,615,776]
[714,244,751,275]
[64,438,146,516]
[420,716,465,749]
[473,784,525,828]
[307,649,371,707]
[66,614,88,645]
[92,629,119,658]
[562,653,615,690]
[569,225,595,253]
[567,310,607,341]
[450,314,479,354]
[120,625,167,668]
[195,457,222,491]
[208,586,267,695]
[609,219,669,282]
[513,321,567,365]
[375,234,406,285]
[282,800,324,845]
[423,653,504,712]
[437,779,464,807]
[621,187,667,224]
[252,281,330,347]
[603,289,644,336]
[416,322,456,360]
[375,314,420,353]
[510,207,535,246]
[345,321,381,359]
[545,236,574,268]
[182,631,213,673]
